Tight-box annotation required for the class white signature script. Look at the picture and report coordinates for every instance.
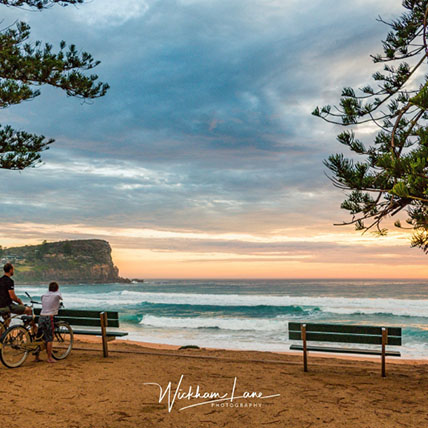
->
[144,375,280,412]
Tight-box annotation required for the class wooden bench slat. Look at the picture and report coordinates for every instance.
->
[60,310,119,320]
[290,344,401,357]
[62,318,119,328]
[34,308,119,320]
[73,330,128,337]
[57,317,119,328]
[289,331,402,346]
[289,322,401,337]
[33,316,120,328]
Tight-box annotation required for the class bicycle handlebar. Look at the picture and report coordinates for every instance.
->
[24,291,63,308]
[25,292,41,305]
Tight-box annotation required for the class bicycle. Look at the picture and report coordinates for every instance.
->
[0,293,74,368]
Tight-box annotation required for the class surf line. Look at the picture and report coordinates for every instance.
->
[144,374,280,412]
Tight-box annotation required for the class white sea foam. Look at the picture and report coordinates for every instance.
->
[124,331,290,353]
[18,289,138,307]
[121,290,428,318]
[139,315,287,331]
[16,287,428,318]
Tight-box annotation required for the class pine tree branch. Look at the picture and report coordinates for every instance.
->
[0,1,109,170]
[0,0,83,9]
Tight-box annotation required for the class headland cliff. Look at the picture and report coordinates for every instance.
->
[0,239,129,284]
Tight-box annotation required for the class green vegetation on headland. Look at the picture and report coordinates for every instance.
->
[0,239,130,284]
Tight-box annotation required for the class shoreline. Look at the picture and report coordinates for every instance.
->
[75,335,428,365]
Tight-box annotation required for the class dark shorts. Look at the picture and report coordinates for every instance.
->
[0,303,27,319]
[38,315,55,342]
[9,303,27,315]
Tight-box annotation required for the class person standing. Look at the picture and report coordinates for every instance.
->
[38,281,63,363]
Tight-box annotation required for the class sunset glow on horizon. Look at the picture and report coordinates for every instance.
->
[1,221,427,279]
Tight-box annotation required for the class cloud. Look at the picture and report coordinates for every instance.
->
[0,0,423,276]
[68,0,153,26]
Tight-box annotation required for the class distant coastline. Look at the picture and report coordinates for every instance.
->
[1,239,131,284]
[14,279,132,285]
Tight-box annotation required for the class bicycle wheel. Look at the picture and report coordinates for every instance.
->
[52,321,73,360]
[0,325,31,368]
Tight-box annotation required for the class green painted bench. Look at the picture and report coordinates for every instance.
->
[34,309,128,357]
[288,322,402,377]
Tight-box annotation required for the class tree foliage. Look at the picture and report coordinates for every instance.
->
[314,0,428,253]
[0,0,83,9]
[0,0,108,170]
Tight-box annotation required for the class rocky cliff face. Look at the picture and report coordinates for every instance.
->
[0,239,128,284]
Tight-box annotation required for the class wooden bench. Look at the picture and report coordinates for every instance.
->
[34,309,128,357]
[288,322,402,377]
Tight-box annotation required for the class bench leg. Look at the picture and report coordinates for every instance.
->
[100,312,109,358]
[381,328,387,377]
[302,324,308,372]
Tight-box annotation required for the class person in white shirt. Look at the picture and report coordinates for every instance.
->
[37,281,63,363]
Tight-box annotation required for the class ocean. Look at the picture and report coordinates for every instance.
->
[16,279,428,359]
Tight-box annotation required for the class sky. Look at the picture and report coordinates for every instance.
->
[0,0,427,279]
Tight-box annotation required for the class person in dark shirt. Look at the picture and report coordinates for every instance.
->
[0,263,32,325]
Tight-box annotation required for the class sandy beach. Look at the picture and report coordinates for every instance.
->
[1,337,427,428]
